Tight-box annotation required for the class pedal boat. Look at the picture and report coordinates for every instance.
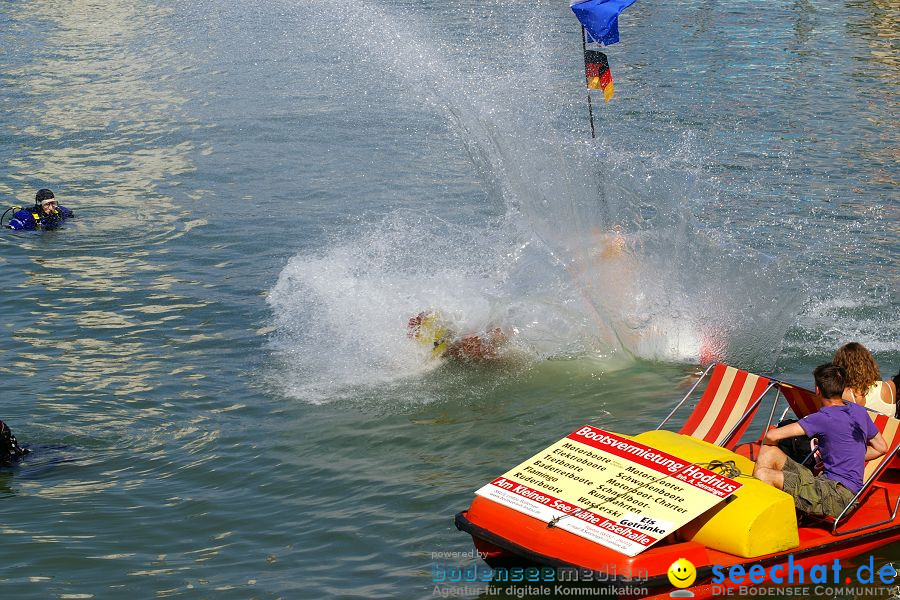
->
[455,364,900,598]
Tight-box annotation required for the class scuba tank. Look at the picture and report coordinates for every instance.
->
[0,206,26,229]
[2,204,69,230]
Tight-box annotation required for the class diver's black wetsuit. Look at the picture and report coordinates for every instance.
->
[0,421,29,466]
[7,205,74,230]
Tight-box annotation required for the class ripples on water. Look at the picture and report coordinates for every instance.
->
[0,0,896,598]
[0,2,256,597]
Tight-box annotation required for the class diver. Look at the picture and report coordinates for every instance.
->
[0,420,29,466]
[5,189,74,230]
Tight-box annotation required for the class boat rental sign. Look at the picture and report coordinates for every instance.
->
[475,425,742,557]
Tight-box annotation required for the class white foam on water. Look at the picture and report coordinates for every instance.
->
[269,0,814,402]
[266,214,626,403]
[785,293,898,359]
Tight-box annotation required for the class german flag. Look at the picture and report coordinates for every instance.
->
[584,49,614,103]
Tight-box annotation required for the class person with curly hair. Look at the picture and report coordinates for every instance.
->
[833,342,897,417]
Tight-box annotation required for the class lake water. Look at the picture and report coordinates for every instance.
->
[0,1,896,598]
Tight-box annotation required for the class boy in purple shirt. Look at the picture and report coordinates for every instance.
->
[753,364,887,518]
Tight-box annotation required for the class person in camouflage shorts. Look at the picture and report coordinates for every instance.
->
[779,455,853,517]
[753,364,887,519]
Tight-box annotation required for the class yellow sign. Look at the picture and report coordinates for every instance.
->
[474,425,741,556]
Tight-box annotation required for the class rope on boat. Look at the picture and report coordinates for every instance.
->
[546,458,749,529]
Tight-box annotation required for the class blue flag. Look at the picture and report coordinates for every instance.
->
[571,0,637,46]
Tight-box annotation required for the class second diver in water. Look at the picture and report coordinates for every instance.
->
[0,420,30,466]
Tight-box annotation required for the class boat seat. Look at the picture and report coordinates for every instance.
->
[777,380,900,471]
[863,414,900,479]
[659,363,777,450]
[803,413,900,535]
[775,381,821,420]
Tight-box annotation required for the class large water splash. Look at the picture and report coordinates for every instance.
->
[269,0,806,400]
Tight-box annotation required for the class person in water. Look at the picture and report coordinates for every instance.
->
[407,311,508,361]
[752,364,886,518]
[0,420,29,466]
[7,189,74,230]
[833,342,897,417]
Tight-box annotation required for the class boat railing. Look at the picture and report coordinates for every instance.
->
[831,414,900,536]
[769,385,900,535]
[660,366,900,536]
[657,362,716,431]
[657,362,779,450]
[721,380,778,448]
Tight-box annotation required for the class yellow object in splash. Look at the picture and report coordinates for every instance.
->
[412,312,451,358]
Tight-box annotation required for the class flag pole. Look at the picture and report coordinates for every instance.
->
[581,25,596,139]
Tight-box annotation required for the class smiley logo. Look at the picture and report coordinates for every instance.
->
[667,558,696,588]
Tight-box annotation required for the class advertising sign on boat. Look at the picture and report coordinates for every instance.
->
[474,425,742,557]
